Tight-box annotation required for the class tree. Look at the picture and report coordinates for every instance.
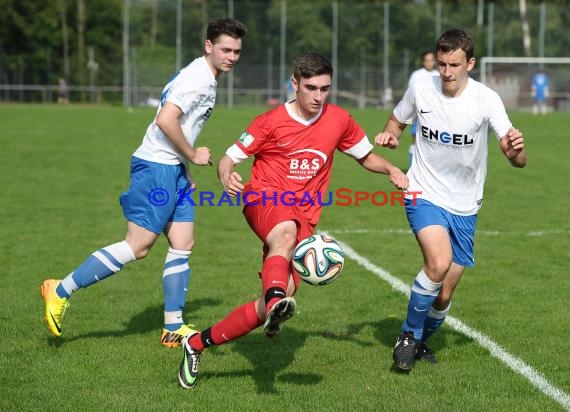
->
[58,0,70,80]
[519,0,532,57]
[77,0,86,99]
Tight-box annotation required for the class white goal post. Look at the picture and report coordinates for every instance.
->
[480,57,570,85]
[479,56,570,111]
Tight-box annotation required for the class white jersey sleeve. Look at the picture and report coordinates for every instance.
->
[133,56,217,165]
[485,89,512,141]
[166,85,203,115]
[393,86,417,125]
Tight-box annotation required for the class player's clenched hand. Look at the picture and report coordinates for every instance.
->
[221,171,244,196]
[189,146,212,166]
[388,166,409,190]
[500,128,524,158]
[374,132,399,149]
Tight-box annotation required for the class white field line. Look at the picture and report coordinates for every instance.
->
[325,234,570,411]
[328,228,569,237]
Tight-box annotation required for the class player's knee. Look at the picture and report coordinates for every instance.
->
[133,246,151,259]
[267,228,298,256]
[425,259,452,280]
[280,230,298,251]
[270,231,297,260]
[170,239,195,252]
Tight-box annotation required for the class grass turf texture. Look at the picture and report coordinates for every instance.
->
[0,104,568,411]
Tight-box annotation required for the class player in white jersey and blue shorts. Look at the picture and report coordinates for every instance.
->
[41,18,247,348]
[375,28,527,371]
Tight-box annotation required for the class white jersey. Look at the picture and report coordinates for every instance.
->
[394,76,512,215]
[408,67,439,87]
[133,56,216,165]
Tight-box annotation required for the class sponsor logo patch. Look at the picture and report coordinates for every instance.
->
[238,132,254,147]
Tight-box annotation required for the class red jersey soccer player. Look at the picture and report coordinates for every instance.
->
[178,52,408,389]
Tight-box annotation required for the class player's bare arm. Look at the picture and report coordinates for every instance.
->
[374,114,407,148]
[499,127,527,168]
[217,155,244,196]
[156,102,212,166]
[356,152,409,190]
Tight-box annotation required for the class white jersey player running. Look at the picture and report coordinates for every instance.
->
[401,75,512,215]
[40,18,247,348]
[375,28,527,371]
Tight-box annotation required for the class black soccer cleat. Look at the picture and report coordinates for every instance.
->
[415,342,438,364]
[263,297,296,338]
[393,331,417,371]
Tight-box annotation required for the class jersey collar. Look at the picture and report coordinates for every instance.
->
[285,101,323,126]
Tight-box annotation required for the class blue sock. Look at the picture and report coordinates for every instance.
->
[163,247,191,331]
[421,303,451,343]
[402,269,442,340]
[56,241,136,299]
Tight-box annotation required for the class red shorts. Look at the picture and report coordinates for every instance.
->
[243,202,314,246]
[243,201,315,290]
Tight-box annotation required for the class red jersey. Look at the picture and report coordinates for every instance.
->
[229,102,373,226]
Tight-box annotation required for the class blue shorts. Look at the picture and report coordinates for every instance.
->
[405,198,477,267]
[120,157,195,234]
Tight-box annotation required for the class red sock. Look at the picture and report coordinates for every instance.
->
[188,301,262,351]
[261,255,290,314]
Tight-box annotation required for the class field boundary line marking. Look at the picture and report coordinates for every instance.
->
[325,233,570,411]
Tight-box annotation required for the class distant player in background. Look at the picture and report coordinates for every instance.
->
[177,52,408,389]
[375,28,527,371]
[406,51,438,168]
[57,78,69,104]
[40,18,247,347]
[531,68,549,115]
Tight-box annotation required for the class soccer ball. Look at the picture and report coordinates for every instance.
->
[292,234,345,286]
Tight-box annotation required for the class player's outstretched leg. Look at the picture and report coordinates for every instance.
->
[40,279,70,337]
[393,331,417,371]
[40,241,136,336]
[177,300,263,387]
[178,334,201,389]
[263,296,296,338]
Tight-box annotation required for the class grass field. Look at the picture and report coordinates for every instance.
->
[1,104,568,411]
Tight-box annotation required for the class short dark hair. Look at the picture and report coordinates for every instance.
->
[206,18,247,43]
[436,28,474,61]
[421,50,434,60]
[292,52,333,81]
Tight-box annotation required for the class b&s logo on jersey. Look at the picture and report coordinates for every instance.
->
[286,149,328,180]
[420,126,474,149]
